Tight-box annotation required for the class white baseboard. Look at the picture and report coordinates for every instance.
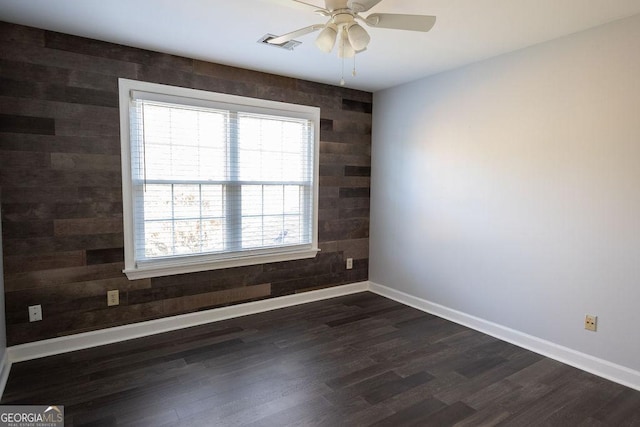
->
[0,351,11,398]
[369,281,640,392]
[7,281,369,363]
[4,280,638,396]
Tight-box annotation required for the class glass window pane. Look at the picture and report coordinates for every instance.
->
[174,219,201,255]
[202,218,224,252]
[144,184,173,220]
[284,186,301,214]
[172,144,200,180]
[237,114,310,183]
[238,149,261,182]
[264,216,285,245]
[144,143,171,180]
[144,220,173,258]
[284,216,302,244]
[202,185,224,218]
[199,147,225,181]
[170,108,198,145]
[242,185,262,216]
[242,217,262,249]
[143,105,170,147]
[141,102,228,182]
[198,111,226,149]
[261,151,282,181]
[282,122,303,153]
[173,184,200,219]
[263,185,284,215]
[283,153,303,181]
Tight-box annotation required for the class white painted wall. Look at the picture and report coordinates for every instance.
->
[370,14,640,372]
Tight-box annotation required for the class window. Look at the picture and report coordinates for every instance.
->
[118,79,319,279]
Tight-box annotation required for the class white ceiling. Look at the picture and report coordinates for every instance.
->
[1,0,640,92]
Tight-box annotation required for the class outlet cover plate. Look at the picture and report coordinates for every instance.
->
[107,290,120,306]
[29,305,42,322]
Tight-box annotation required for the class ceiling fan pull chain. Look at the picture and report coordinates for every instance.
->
[340,34,346,86]
[352,54,357,77]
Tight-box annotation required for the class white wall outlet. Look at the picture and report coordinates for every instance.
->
[107,290,120,306]
[346,258,353,270]
[585,314,597,332]
[28,305,42,322]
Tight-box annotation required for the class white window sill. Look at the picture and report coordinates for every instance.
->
[123,247,320,280]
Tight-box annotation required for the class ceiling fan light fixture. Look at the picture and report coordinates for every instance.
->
[338,29,356,58]
[346,23,370,51]
[315,24,338,53]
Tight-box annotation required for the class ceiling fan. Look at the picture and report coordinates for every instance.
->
[268,0,436,58]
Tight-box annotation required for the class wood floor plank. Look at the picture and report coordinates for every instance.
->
[592,388,640,426]
[2,292,639,426]
[420,401,476,426]
[362,371,434,404]
[452,406,511,427]
[372,397,448,426]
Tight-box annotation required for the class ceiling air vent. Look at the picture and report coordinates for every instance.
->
[258,34,301,51]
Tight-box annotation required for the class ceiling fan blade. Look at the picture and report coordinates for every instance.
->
[258,0,329,14]
[365,13,436,32]
[268,24,325,44]
[293,0,330,14]
[347,0,383,13]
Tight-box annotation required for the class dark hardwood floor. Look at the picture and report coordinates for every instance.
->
[2,292,639,426]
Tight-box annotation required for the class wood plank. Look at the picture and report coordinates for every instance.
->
[4,263,124,291]
[0,113,55,135]
[3,250,86,274]
[50,152,121,171]
[161,283,272,315]
[54,217,123,236]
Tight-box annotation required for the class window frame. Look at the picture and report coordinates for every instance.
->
[118,78,320,280]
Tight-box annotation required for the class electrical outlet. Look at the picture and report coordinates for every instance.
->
[346,258,353,270]
[585,314,597,332]
[29,305,42,322]
[107,290,120,307]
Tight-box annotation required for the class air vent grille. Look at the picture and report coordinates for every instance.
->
[258,34,301,51]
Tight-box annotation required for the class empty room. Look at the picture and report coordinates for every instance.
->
[0,0,639,425]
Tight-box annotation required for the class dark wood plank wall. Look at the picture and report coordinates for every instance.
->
[0,21,372,346]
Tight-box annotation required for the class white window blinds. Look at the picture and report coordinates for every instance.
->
[119,79,319,279]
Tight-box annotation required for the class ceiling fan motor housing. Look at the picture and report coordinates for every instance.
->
[332,11,355,26]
